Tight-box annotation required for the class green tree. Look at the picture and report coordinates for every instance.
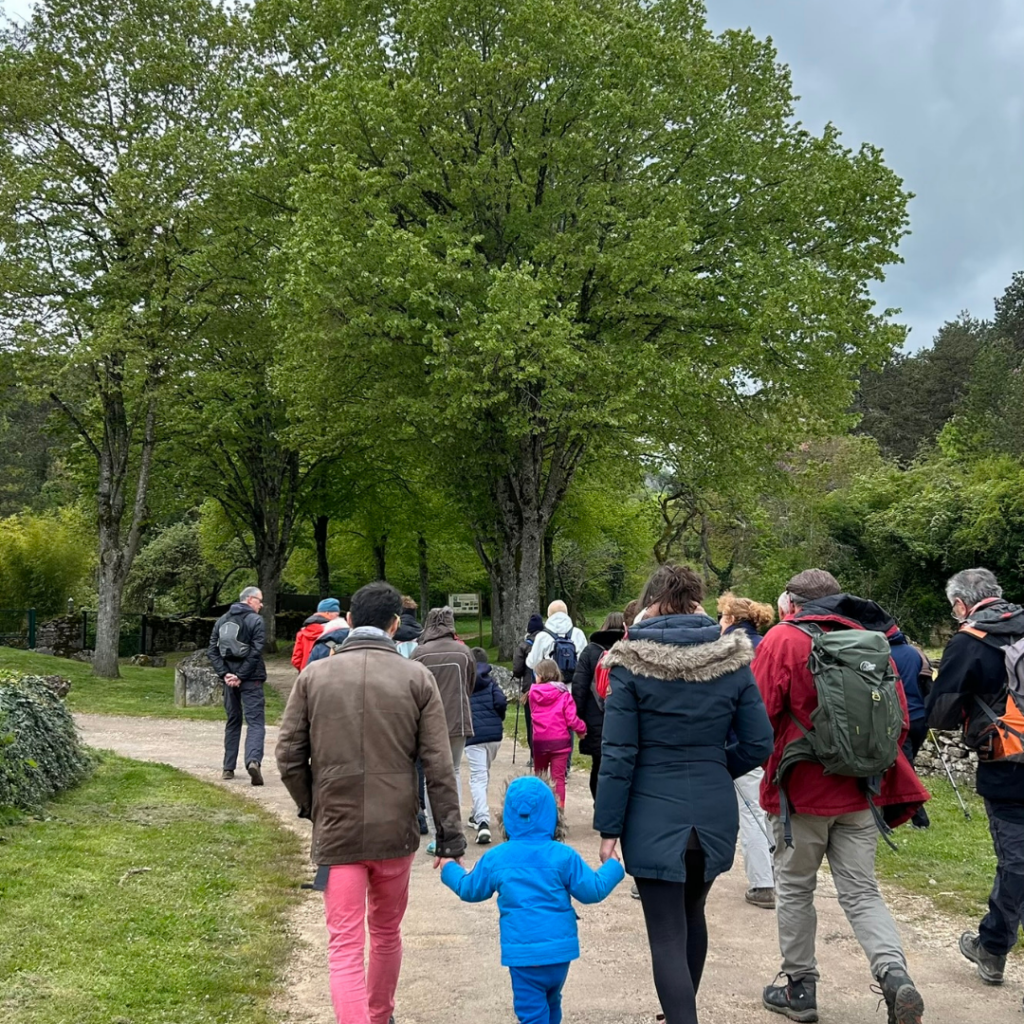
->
[0,0,241,675]
[267,0,909,655]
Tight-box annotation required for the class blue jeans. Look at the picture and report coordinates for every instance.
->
[223,681,265,770]
[509,963,570,1024]
[979,801,1024,956]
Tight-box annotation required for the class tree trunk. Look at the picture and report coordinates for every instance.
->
[492,517,544,660]
[314,514,330,597]
[93,553,125,678]
[417,533,430,615]
[257,553,282,652]
[372,534,387,581]
[543,532,557,607]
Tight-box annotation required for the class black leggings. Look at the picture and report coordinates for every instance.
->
[635,849,714,1024]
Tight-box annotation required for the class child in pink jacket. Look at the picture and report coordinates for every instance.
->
[528,659,586,807]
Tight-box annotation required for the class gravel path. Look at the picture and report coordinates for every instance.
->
[76,702,1022,1024]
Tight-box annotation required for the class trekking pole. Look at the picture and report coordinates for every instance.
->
[928,729,971,820]
[734,781,776,851]
[512,691,521,765]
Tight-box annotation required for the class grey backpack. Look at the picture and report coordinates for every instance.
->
[217,615,251,659]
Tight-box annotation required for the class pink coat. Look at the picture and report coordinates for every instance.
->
[529,682,586,750]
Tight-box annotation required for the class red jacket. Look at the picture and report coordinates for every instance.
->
[753,595,929,827]
[291,615,328,671]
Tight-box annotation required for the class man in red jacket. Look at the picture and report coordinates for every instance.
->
[754,569,929,1024]
[291,598,341,670]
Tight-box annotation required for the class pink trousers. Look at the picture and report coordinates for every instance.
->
[533,749,570,806]
[323,855,415,1024]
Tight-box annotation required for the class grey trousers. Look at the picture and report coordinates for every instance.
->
[771,810,907,980]
[424,737,466,837]
[223,681,265,770]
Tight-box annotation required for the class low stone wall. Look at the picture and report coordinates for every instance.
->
[914,729,978,780]
[34,616,83,657]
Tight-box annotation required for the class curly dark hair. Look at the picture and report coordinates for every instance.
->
[638,564,704,616]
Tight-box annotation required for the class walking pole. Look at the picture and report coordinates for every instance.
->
[734,781,776,850]
[928,728,971,820]
[512,692,521,765]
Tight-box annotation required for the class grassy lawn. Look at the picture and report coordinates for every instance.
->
[0,647,285,723]
[0,752,302,1024]
[876,777,995,919]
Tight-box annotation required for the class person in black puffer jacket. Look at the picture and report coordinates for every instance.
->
[572,609,630,802]
[466,647,508,845]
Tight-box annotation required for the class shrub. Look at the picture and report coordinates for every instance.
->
[0,673,92,821]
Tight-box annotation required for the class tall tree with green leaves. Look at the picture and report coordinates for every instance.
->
[268,0,910,655]
[0,0,240,675]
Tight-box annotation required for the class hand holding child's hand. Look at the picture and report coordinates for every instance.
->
[434,856,465,871]
[599,838,620,864]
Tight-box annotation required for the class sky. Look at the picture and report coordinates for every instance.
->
[706,0,1024,350]
[4,0,1022,351]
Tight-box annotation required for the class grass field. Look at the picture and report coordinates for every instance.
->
[877,776,996,919]
[0,753,302,1024]
[0,647,285,723]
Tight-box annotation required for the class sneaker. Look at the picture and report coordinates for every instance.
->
[763,973,818,1023]
[959,932,1005,985]
[874,965,924,1024]
[417,811,428,835]
[222,769,235,780]
[745,886,777,910]
[526,758,534,769]
[630,882,641,900]
[468,813,477,829]
[477,822,491,845]
[426,841,436,856]
[246,761,264,786]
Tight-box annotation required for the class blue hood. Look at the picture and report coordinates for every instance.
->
[627,613,721,647]
[503,776,557,840]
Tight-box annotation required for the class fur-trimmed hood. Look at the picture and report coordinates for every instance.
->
[604,624,754,682]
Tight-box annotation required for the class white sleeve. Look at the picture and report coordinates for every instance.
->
[526,633,550,670]
[573,628,588,654]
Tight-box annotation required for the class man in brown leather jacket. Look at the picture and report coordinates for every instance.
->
[277,581,465,1024]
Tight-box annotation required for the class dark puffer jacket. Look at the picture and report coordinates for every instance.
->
[207,603,267,684]
[571,627,625,756]
[467,662,508,746]
[594,614,774,883]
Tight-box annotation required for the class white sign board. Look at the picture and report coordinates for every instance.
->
[448,593,480,616]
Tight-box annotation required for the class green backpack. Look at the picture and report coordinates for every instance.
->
[775,622,904,849]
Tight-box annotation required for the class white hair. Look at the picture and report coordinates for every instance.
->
[239,585,262,602]
[946,569,1001,609]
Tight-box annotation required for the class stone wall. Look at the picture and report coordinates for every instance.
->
[33,616,83,657]
[914,729,978,781]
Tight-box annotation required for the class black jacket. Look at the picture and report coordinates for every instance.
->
[394,610,422,644]
[512,631,540,690]
[467,663,508,746]
[207,603,267,683]
[928,599,1024,807]
[594,614,773,883]
[571,628,625,755]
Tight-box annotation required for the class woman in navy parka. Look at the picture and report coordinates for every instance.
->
[594,564,774,1024]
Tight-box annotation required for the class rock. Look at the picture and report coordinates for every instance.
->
[177,641,197,652]
[130,654,167,668]
[29,647,56,657]
[491,665,516,698]
[70,650,94,663]
[174,649,223,708]
[38,675,72,699]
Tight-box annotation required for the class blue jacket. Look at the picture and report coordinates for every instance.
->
[467,663,508,746]
[594,614,774,883]
[724,620,763,649]
[306,625,351,663]
[441,776,624,966]
[886,629,926,724]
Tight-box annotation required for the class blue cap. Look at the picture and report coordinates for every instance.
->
[317,598,341,613]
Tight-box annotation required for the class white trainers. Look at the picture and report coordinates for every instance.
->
[476,823,492,844]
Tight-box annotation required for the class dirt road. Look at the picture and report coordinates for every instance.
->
[76,709,1022,1024]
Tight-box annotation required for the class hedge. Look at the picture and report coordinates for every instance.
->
[0,673,92,821]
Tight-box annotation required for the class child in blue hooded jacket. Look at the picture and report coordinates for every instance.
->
[440,775,624,1024]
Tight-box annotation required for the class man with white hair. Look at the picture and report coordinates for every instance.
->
[526,600,588,677]
[208,586,267,785]
[928,568,1024,990]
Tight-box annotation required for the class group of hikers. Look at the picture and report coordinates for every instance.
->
[205,564,1024,1024]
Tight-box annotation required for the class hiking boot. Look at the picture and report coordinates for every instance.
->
[631,882,641,900]
[745,886,776,910]
[222,769,235,780]
[476,822,491,845]
[763,973,818,1022]
[959,932,1005,984]
[247,761,264,786]
[526,758,534,769]
[875,965,924,1024]
[417,811,428,835]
